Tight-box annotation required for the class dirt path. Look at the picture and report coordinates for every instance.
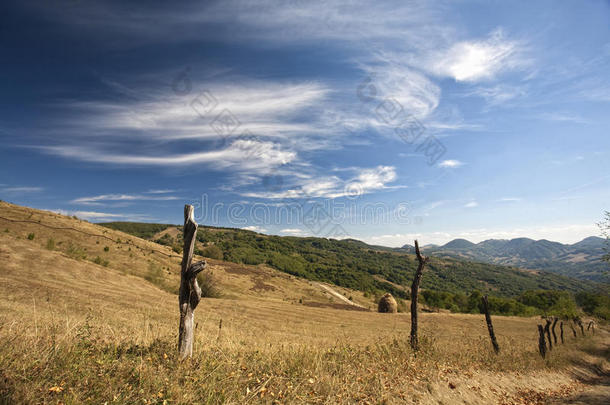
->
[315,282,367,309]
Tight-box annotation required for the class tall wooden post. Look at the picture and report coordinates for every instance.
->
[551,317,558,345]
[544,319,553,350]
[178,205,207,359]
[410,240,428,352]
[560,321,564,344]
[577,319,585,336]
[481,295,500,354]
[569,322,577,338]
[538,325,547,359]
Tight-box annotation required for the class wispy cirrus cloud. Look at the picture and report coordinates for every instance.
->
[241,165,400,200]
[71,193,180,205]
[41,138,296,171]
[0,186,44,193]
[438,159,463,168]
[45,208,155,222]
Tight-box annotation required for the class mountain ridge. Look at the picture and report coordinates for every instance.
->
[417,236,608,283]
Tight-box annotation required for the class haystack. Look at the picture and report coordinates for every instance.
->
[378,293,397,313]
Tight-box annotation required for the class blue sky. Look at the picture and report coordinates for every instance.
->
[1,0,609,246]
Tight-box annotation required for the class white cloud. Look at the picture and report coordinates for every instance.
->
[145,189,176,194]
[241,165,399,199]
[539,112,589,124]
[42,138,296,170]
[438,159,463,168]
[361,61,441,120]
[242,225,267,233]
[464,201,478,208]
[43,209,153,222]
[279,228,305,235]
[428,29,526,82]
[465,85,527,105]
[0,186,44,193]
[72,193,180,205]
[63,81,330,142]
[498,197,522,202]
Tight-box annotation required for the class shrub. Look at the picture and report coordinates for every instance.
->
[66,244,87,260]
[27,233,35,240]
[201,245,223,260]
[92,256,109,267]
[145,262,164,286]
[103,246,110,252]
[197,271,221,298]
[46,238,55,250]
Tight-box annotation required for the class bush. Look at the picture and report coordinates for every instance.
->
[201,245,223,260]
[46,238,55,250]
[197,271,221,298]
[27,233,35,240]
[145,262,164,286]
[92,256,109,267]
[103,246,109,252]
[66,244,87,260]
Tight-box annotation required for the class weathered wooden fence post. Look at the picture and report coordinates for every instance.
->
[577,319,585,336]
[178,204,207,359]
[538,325,547,359]
[551,317,558,345]
[587,321,594,334]
[569,321,577,338]
[544,319,553,350]
[410,240,428,352]
[560,321,564,344]
[481,295,500,354]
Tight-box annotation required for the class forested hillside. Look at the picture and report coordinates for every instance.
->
[100,222,601,300]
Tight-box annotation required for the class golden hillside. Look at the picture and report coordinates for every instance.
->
[0,201,607,404]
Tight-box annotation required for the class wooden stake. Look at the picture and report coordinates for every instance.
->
[560,321,564,344]
[410,240,428,352]
[538,325,546,359]
[569,321,577,338]
[481,295,500,354]
[544,319,553,350]
[551,317,558,345]
[178,205,207,359]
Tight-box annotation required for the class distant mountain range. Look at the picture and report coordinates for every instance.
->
[401,236,608,283]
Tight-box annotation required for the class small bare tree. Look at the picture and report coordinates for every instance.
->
[178,205,207,359]
[410,240,429,351]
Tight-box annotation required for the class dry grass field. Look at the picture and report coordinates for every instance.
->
[0,201,608,404]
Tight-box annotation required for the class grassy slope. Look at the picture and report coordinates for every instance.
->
[100,222,599,298]
[1,202,608,403]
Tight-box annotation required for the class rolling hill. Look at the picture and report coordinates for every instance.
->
[410,236,609,283]
[99,221,603,299]
[1,201,608,404]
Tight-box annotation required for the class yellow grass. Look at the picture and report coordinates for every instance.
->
[0,202,607,404]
